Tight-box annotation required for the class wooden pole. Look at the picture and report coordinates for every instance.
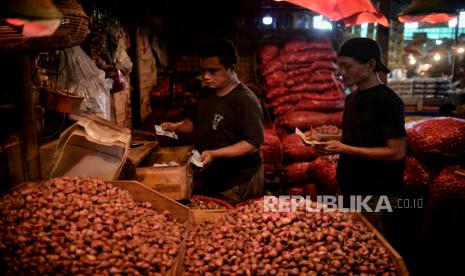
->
[12,54,41,181]
[129,24,141,128]
[376,0,391,83]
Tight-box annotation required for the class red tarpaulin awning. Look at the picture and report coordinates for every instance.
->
[398,14,457,24]
[279,0,389,27]
[397,0,462,23]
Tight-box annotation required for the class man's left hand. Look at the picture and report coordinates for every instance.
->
[317,140,346,155]
[199,150,215,167]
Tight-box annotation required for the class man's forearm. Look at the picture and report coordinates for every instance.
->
[342,145,404,161]
[341,138,406,161]
[176,119,194,133]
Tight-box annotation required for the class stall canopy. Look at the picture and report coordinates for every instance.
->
[277,0,389,27]
[398,0,464,23]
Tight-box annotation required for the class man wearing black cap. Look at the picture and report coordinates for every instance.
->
[309,37,407,243]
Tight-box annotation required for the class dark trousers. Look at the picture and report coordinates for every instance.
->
[194,166,264,205]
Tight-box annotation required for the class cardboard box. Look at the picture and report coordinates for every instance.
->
[136,145,194,200]
[49,115,131,180]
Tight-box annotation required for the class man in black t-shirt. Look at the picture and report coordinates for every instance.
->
[306,37,407,248]
[309,37,407,196]
[161,39,264,204]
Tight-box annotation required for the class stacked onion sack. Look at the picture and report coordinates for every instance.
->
[183,198,399,275]
[403,117,465,248]
[257,39,344,125]
[0,177,184,275]
[257,39,344,198]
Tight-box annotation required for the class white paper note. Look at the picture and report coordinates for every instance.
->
[295,127,323,146]
[154,125,179,139]
[190,149,204,167]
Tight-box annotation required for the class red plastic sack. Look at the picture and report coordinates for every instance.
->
[262,129,282,163]
[287,183,318,199]
[280,111,343,131]
[309,61,337,72]
[285,72,335,87]
[272,104,294,117]
[304,182,318,201]
[258,59,282,76]
[294,99,345,112]
[283,40,332,52]
[287,185,305,195]
[320,154,340,164]
[263,162,279,174]
[258,44,279,63]
[269,90,345,107]
[284,162,313,184]
[282,134,319,162]
[281,50,336,64]
[283,40,312,52]
[428,165,465,205]
[266,86,289,99]
[274,124,290,141]
[424,165,465,242]
[290,82,337,93]
[307,157,338,194]
[406,117,465,162]
[264,70,286,87]
[403,155,434,192]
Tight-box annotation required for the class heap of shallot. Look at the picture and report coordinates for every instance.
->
[184,198,398,275]
[0,176,184,275]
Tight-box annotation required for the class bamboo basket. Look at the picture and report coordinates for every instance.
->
[42,86,83,113]
[0,0,90,51]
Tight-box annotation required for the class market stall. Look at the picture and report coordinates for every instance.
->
[1,0,465,275]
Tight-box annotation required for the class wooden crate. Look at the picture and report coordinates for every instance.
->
[108,181,192,276]
[353,212,409,276]
[109,180,191,224]
[136,146,194,200]
[190,198,409,275]
[3,180,191,276]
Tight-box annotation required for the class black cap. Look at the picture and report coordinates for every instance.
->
[338,37,390,74]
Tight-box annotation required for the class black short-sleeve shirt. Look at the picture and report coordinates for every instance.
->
[194,83,264,191]
[337,84,406,195]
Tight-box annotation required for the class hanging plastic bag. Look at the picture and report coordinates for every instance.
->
[52,46,112,120]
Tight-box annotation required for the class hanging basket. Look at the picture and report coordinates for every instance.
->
[42,87,83,114]
[0,0,90,51]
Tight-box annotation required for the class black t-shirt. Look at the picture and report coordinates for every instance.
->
[194,83,264,192]
[337,84,407,196]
